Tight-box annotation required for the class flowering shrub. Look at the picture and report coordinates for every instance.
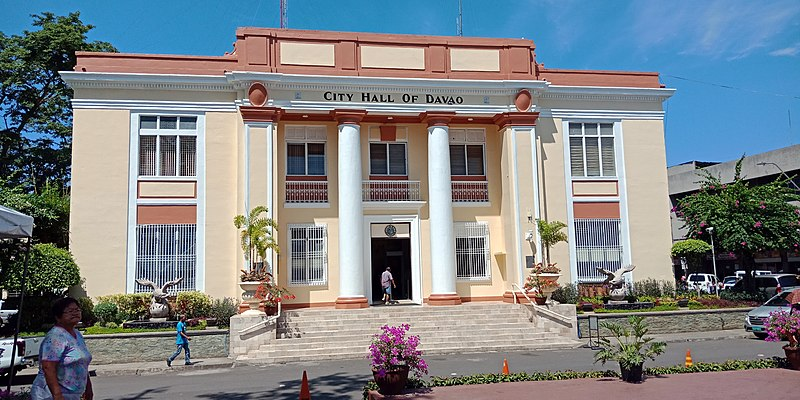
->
[532,262,561,274]
[253,272,295,307]
[765,309,800,348]
[368,324,428,378]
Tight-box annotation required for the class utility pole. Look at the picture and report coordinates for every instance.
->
[457,0,463,36]
[280,0,288,29]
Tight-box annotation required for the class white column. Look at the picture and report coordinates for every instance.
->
[427,123,459,303]
[337,121,366,304]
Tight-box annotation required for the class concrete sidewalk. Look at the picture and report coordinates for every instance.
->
[75,329,751,377]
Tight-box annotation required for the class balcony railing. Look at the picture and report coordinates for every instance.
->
[286,181,329,203]
[362,180,421,202]
[451,181,489,202]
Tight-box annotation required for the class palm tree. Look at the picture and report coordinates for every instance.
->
[233,206,279,273]
[536,219,568,265]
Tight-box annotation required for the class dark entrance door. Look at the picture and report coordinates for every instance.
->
[371,237,411,303]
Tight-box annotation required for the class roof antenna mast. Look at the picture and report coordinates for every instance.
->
[457,0,463,36]
[280,0,288,29]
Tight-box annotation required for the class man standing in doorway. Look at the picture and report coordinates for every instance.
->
[381,266,396,305]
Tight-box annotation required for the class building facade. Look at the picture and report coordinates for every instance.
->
[64,28,675,308]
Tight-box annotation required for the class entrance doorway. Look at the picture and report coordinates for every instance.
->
[371,237,411,304]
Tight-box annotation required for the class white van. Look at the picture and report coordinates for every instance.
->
[687,273,719,293]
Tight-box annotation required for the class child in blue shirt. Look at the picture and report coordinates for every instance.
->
[166,314,191,366]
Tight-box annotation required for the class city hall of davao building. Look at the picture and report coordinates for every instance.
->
[64,28,675,309]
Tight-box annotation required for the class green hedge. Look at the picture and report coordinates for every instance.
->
[362,358,786,399]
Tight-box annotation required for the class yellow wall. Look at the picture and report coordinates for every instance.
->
[622,120,674,282]
[204,112,241,299]
[537,117,572,281]
[70,109,131,297]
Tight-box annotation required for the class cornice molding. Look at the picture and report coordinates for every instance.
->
[540,85,675,103]
[60,71,233,92]
[539,108,666,120]
[70,99,236,112]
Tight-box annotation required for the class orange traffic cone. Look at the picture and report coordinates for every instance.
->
[300,370,311,400]
[502,358,510,375]
[685,349,693,367]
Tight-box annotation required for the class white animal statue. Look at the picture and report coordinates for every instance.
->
[596,265,636,301]
[135,277,183,319]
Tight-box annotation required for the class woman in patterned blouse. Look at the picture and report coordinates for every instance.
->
[30,297,93,400]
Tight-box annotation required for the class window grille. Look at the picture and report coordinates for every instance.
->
[134,224,196,293]
[454,222,491,281]
[568,122,616,177]
[138,115,197,177]
[574,218,624,282]
[288,224,327,285]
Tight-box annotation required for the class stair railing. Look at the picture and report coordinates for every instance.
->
[511,283,573,326]
[237,301,282,335]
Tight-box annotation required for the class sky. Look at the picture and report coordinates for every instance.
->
[2,0,799,167]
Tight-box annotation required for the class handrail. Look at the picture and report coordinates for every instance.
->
[511,283,573,326]
[238,301,282,335]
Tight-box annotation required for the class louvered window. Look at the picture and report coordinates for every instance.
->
[286,126,327,176]
[138,116,198,177]
[454,222,491,281]
[370,143,407,175]
[288,224,327,286]
[449,128,486,176]
[568,122,616,177]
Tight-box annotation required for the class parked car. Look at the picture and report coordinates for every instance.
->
[721,276,740,290]
[687,273,719,293]
[735,270,772,278]
[728,274,800,298]
[745,290,797,339]
[0,336,40,377]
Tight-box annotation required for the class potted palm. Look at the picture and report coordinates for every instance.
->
[234,206,279,314]
[536,219,568,265]
[594,315,666,382]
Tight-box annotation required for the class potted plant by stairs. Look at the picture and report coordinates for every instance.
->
[764,306,800,370]
[524,263,561,305]
[234,206,279,314]
[594,315,666,383]
[368,324,428,395]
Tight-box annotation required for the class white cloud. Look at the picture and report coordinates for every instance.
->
[769,45,800,57]
[629,0,800,59]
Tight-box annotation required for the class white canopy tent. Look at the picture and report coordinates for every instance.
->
[0,205,33,390]
[0,205,34,239]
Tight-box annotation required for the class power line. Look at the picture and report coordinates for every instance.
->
[662,74,800,100]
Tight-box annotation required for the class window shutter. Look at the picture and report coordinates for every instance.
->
[286,126,306,140]
[449,128,466,142]
[139,136,157,176]
[569,137,585,176]
[370,143,387,174]
[160,136,177,176]
[466,145,484,175]
[388,144,407,175]
[601,137,616,176]
[179,136,197,177]
[584,137,600,176]
[449,145,467,175]
[466,129,485,143]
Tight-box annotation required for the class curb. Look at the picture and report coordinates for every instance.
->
[91,359,236,377]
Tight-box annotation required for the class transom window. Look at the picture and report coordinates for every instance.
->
[369,143,407,175]
[139,116,197,177]
[288,224,327,286]
[449,128,486,176]
[286,126,327,176]
[568,122,616,177]
[454,222,491,281]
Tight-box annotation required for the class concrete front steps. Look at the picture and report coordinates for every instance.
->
[237,301,580,364]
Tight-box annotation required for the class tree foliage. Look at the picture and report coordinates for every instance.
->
[674,158,800,275]
[0,12,116,191]
[1,243,81,294]
[0,179,70,247]
[536,219,568,265]
[670,239,712,273]
[233,206,279,272]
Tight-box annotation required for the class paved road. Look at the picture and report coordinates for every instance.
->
[75,335,781,399]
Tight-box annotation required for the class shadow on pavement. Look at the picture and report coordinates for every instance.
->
[114,387,169,400]
[196,371,367,399]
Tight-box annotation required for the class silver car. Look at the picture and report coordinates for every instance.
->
[745,291,795,339]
